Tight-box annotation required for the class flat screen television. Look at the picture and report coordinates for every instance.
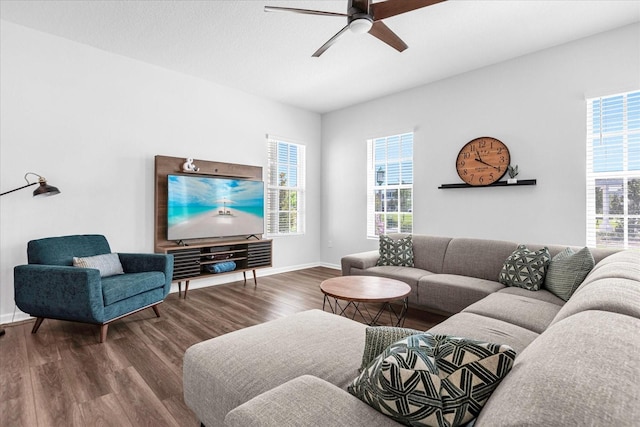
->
[167,174,265,241]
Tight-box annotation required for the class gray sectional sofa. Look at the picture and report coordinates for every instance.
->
[183,235,640,426]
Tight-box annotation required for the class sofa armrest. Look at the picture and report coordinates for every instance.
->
[118,253,174,295]
[341,250,380,276]
[224,375,398,427]
[14,264,105,323]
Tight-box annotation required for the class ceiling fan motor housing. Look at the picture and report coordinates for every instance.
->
[348,12,373,34]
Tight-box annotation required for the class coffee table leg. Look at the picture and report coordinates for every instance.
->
[370,297,409,327]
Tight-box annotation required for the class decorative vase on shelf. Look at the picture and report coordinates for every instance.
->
[507,165,519,184]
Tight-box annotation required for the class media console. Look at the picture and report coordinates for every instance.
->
[157,239,272,298]
[154,155,272,298]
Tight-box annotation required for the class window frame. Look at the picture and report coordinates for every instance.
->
[266,136,306,237]
[367,132,414,239]
[586,90,640,249]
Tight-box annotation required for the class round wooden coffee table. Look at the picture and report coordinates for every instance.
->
[320,276,411,327]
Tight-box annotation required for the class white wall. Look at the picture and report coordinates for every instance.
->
[0,21,322,324]
[321,23,640,265]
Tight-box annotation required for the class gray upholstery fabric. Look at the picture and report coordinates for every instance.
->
[183,310,367,427]
[408,234,452,273]
[462,293,561,333]
[341,250,380,276]
[441,238,518,282]
[224,375,400,427]
[418,274,504,314]
[476,311,640,427]
[578,250,640,290]
[353,266,432,305]
[427,312,538,355]
[497,286,565,306]
[550,277,640,327]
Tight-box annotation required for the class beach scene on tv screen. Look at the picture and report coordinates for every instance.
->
[168,175,264,240]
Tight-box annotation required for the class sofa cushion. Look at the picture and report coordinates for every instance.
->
[377,235,414,267]
[73,253,124,278]
[410,235,452,273]
[496,286,565,306]
[349,333,516,427]
[418,274,504,314]
[427,312,538,355]
[577,250,640,290]
[476,311,640,426]
[543,247,594,301]
[550,277,640,326]
[356,266,431,305]
[498,245,550,291]
[360,326,422,371]
[183,309,368,427]
[462,293,561,333]
[101,271,165,305]
[441,238,518,282]
[225,375,400,427]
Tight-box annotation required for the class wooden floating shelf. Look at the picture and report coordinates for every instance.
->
[438,179,537,189]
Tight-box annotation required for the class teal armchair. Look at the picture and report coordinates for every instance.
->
[14,234,174,342]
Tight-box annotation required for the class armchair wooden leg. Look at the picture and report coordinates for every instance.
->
[152,305,161,318]
[31,317,45,334]
[100,324,109,343]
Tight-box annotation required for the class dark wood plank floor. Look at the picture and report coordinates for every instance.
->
[0,267,446,427]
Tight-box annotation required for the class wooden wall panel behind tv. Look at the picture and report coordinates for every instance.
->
[154,155,263,250]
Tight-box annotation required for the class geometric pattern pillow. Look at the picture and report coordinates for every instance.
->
[498,245,551,291]
[544,247,595,301]
[73,253,124,277]
[376,235,414,267]
[360,326,423,372]
[348,333,516,427]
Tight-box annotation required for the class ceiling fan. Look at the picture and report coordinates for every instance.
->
[264,0,446,57]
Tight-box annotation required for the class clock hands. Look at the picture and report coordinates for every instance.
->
[475,151,501,171]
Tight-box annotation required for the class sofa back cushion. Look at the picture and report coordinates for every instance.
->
[476,311,640,426]
[389,234,452,273]
[442,238,518,282]
[28,234,111,266]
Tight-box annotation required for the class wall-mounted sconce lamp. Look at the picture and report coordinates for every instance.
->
[0,172,61,197]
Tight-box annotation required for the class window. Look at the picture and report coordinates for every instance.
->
[367,132,414,238]
[586,90,640,248]
[266,136,306,236]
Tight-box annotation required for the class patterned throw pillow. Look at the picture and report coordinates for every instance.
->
[544,247,595,301]
[376,235,414,267]
[360,326,422,371]
[349,333,516,427]
[498,245,550,291]
[73,253,124,277]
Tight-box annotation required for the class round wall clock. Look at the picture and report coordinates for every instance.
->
[456,137,510,186]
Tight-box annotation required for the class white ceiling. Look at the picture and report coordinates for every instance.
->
[1,0,639,113]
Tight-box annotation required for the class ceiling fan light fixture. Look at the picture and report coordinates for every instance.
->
[349,16,373,34]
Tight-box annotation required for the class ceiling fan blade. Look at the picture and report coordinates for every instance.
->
[368,21,408,52]
[312,24,350,57]
[370,0,446,21]
[264,6,347,18]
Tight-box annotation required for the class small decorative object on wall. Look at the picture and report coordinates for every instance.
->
[182,158,200,172]
[507,165,519,184]
[455,137,510,186]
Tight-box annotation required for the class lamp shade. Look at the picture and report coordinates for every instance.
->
[33,180,60,197]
